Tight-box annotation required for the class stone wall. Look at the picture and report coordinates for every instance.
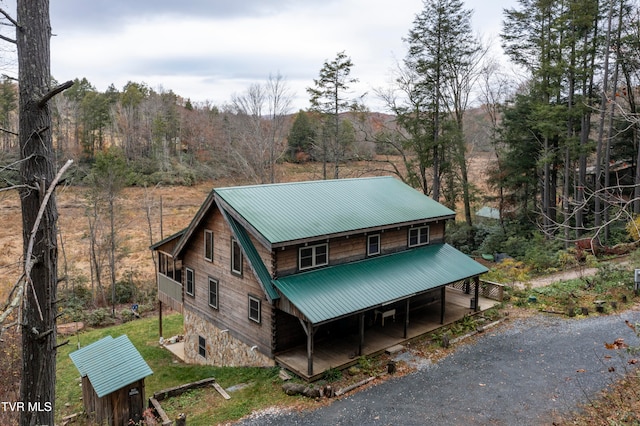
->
[183,310,274,367]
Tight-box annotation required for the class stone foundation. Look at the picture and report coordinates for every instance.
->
[183,310,274,367]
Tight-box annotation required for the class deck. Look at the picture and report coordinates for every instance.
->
[275,287,499,381]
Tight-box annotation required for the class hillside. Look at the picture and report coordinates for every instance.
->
[0,153,495,302]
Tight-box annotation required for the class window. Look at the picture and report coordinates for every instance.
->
[198,336,206,358]
[299,243,328,270]
[231,238,243,276]
[208,278,218,309]
[248,295,261,323]
[204,230,214,262]
[185,267,194,297]
[408,226,430,247]
[367,234,381,256]
[159,252,168,275]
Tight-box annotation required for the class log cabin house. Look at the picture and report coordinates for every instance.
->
[152,176,489,380]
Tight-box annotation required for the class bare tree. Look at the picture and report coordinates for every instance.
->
[265,73,292,183]
[228,74,292,183]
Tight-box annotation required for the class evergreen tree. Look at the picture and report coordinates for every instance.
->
[501,0,602,237]
[392,0,481,217]
[287,110,316,161]
[307,51,358,179]
[0,77,17,152]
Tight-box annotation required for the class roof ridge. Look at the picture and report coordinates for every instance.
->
[215,176,392,192]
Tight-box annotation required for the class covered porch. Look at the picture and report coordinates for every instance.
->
[275,285,499,381]
[272,244,495,381]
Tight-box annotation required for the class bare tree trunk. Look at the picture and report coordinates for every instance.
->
[16,1,57,425]
[595,0,615,232]
[109,195,116,317]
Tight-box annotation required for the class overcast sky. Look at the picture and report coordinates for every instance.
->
[1,0,518,111]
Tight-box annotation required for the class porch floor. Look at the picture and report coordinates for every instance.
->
[275,287,499,381]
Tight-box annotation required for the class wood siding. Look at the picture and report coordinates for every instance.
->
[83,379,146,426]
[275,221,446,277]
[182,206,274,356]
[274,309,307,353]
[167,200,449,360]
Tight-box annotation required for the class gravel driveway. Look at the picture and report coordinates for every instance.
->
[238,309,640,425]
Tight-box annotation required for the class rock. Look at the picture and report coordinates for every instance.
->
[279,369,293,381]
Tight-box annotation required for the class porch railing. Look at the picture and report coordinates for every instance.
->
[448,279,504,302]
[158,273,183,312]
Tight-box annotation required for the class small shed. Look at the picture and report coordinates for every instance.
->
[70,335,153,425]
[475,206,501,220]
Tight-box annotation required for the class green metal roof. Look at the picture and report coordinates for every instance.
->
[272,243,488,324]
[220,207,280,301]
[69,335,153,398]
[69,335,114,377]
[214,177,455,245]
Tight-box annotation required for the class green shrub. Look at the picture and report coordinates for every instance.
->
[115,279,137,304]
[120,308,136,323]
[87,308,115,327]
[322,367,342,382]
[358,356,376,376]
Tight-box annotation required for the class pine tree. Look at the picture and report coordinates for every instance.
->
[307,51,358,179]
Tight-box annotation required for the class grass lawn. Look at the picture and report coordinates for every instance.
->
[56,313,308,425]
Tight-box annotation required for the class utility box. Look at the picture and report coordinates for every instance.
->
[635,269,640,293]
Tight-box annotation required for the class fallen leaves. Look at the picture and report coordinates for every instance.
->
[604,338,628,350]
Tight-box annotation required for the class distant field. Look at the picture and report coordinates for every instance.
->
[0,154,494,302]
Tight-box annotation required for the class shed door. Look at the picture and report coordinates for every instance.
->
[128,387,143,423]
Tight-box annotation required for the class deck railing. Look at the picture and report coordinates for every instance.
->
[448,279,504,302]
[158,273,183,312]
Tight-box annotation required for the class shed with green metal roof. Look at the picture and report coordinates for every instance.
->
[70,335,152,425]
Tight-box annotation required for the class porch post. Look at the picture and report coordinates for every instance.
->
[440,286,446,324]
[404,299,410,339]
[474,276,480,312]
[358,313,365,356]
[158,300,163,337]
[307,321,314,377]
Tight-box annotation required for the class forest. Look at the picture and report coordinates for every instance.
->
[0,0,639,259]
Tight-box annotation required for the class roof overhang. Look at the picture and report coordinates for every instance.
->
[272,243,488,325]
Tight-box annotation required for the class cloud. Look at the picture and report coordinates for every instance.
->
[2,0,519,111]
[49,0,308,30]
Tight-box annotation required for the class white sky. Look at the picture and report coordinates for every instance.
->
[0,0,518,111]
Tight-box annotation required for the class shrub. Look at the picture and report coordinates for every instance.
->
[120,308,136,323]
[87,308,115,327]
[322,367,342,382]
[626,215,640,241]
[59,279,93,307]
[358,356,376,376]
[115,279,137,304]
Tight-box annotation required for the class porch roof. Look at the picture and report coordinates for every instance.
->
[272,243,488,325]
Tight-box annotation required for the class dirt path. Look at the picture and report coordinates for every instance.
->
[514,267,599,289]
[513,257,631,289]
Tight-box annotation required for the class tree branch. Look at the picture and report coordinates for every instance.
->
[0,127,18,136]
[0,33,15,44]
[0,7,20,30]
[0,276,24,337]
[23,159,74,322]
[38,80,74,108]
